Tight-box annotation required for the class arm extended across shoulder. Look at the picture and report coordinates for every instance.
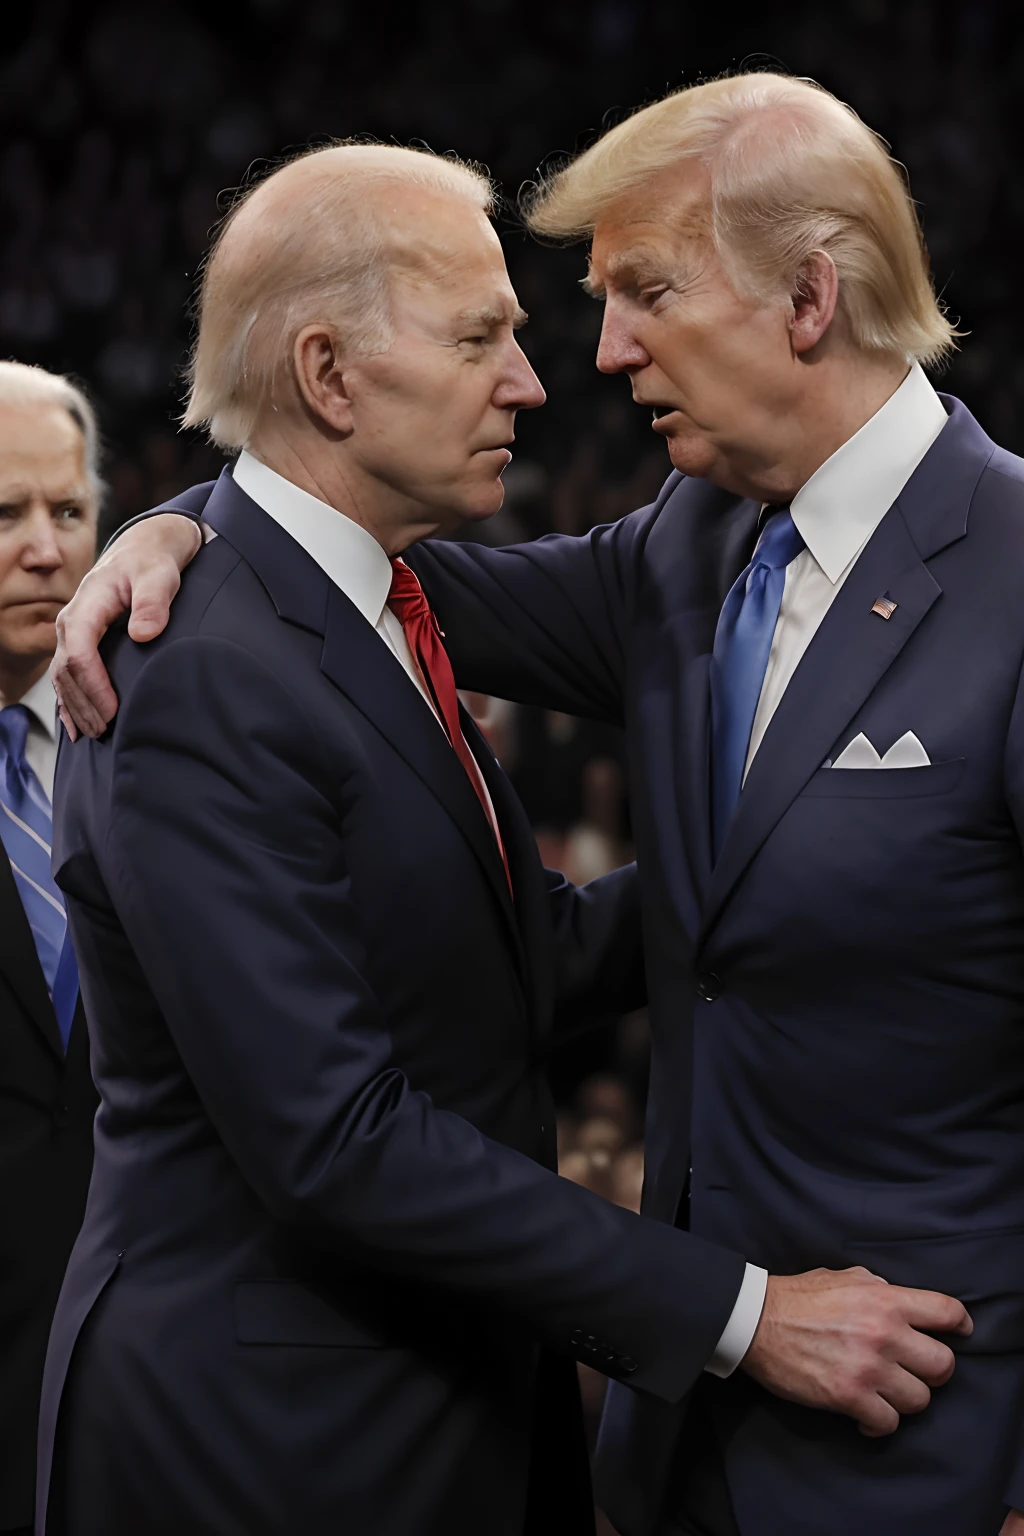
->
[75,630,742,1403]
[51,474,683,738]
[407,478,683,723]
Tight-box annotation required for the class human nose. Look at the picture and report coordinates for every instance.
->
[21,507,63,570]
[596,301,651,375]
[495,341,546,412]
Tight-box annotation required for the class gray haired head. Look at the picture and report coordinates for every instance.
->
[0,360,104,511]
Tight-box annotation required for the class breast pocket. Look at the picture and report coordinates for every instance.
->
[801,758,965,799]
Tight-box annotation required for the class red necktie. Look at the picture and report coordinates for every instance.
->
[388,559,512,893]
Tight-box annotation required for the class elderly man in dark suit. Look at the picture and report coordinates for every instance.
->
[49,129,972,1536]
[0,363,98,1536]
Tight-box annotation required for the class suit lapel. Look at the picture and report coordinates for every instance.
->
[464,712,543,1020]
[320,588,523,960]
[700,397,995,944]
[0,842,64,1060]
[202,471,524,969]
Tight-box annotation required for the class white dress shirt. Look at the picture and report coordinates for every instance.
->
[233,450,444,720]
[744,363,949,775]
[2,669,59,803]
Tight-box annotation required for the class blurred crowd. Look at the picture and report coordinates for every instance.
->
[0,0,1020,1132]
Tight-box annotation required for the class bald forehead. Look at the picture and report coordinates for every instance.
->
[386,202,525,326]
[230,145,482,236]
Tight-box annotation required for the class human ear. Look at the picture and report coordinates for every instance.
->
[292,323,354,435]
[788,250,839,355]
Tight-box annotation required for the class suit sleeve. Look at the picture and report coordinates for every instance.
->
[545,863,646,1039]
[97,634,742,1405]
[406,492,673,724]
[1001,657,1024,1513]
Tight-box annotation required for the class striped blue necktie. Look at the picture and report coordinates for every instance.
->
[710,508,806,858]
[0,704,78,1048]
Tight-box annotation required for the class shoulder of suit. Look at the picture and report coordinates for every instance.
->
[99,533,252,697]
[984,443,1024,493]
[643,469,751,533]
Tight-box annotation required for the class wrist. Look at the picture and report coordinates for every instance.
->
[102,508,203,559]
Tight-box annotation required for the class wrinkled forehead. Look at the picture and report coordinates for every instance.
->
[587,163,715,293]
[385,198,524,323]
[0,402,91,503]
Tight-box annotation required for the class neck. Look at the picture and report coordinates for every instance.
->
[738,351,911,505]
[0,654,50,708]
[246,427,441,558]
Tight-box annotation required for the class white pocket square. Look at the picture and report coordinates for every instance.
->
[831,731,931,769]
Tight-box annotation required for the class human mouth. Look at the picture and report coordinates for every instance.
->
[650,406,679,433]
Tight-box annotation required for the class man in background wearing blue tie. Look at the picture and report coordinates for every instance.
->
[0,363,98,1536]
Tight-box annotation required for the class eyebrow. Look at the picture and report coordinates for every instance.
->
[455,303,528,330]
[0,484,91,507]
[583,246,686,299]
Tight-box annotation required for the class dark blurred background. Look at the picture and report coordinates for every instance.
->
[3,0,1019,1464]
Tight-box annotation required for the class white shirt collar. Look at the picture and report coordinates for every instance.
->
[789,362,949,584]
[18,669,58,741]
[231,449,394,626]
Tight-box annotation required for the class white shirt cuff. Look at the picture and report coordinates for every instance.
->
[704,1263,768,1379]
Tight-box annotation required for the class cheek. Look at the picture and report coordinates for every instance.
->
[62,532,99,583]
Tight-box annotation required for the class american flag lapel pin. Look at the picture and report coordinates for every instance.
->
[871,593,897,620]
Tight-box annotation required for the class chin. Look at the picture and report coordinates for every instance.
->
[458,480,506,524]
[3,621,57,656]
[664,433,717,481]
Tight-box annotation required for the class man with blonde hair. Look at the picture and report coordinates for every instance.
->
[0,362,99,1536]
[52,77,1017,1533]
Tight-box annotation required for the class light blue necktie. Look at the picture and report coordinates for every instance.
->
[710,509,806,858]
[0,704,78,1048]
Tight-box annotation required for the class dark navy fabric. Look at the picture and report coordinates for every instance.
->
[408,396,1024,1535]
[38,472,746,1536]
[0,819,94,1531]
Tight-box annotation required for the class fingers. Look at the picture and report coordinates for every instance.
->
[51,513,201,739]
[53,658,112,740]
[857,1398,900,1438]
[897,1286,973,1338]
[53,586,123,737]
[895,1328,956,1389]
[56,700,78,744]
[857,1360,936,1437]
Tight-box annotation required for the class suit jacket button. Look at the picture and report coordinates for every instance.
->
[570,1328,584,1346]
[619,1357,638,1374]
[696,973,721,1002]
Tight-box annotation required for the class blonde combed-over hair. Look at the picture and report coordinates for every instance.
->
[525,73,957,367]
[183,142,494,451]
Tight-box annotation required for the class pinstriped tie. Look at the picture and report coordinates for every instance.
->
[0,704,77,1046]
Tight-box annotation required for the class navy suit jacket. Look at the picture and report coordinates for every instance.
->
[0,849,94,1531]
[407,397,1024,1535]
[37,472,745,1536]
